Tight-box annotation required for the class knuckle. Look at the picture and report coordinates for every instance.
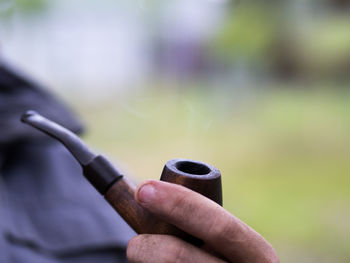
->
[127,235,191,263]
[163,238,186,263]
[206,208,230,237]
[207,208,247,245]
[127,235,154,262]
[167,191,190,218]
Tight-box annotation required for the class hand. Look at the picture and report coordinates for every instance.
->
[127,180,279,263]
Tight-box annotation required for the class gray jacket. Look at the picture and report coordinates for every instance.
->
[0,63,135,263]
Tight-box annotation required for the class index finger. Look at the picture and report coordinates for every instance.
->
[135,180,279,263]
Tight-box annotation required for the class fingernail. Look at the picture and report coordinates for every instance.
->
[137,184,156,204]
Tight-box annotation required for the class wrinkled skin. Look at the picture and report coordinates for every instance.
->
[127,180,279,263]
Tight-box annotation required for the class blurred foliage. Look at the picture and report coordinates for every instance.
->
[212,2,279,62]
[0,0,48,17]
[14,0,47,13]
[211,0,350,80]
[294,15,350,78]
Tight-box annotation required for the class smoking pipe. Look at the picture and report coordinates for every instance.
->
[21,111,222,244]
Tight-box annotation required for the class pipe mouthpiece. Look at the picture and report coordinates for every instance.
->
[21,110,39,122]
[21,110,95,165]
[21,110,122,194]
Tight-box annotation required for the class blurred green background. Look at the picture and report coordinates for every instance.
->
[2,0,350,262]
